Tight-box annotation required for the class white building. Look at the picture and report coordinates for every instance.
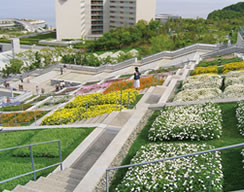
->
[56,0,155,40]
[155,14,181,24]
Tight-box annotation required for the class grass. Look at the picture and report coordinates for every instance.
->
[20,32,56,45]
[0,104,33,112]
[0,128,94,191]
[109,103,244,192]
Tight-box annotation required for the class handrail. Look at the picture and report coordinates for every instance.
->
[106,143,244,192]
[0,140,63,185]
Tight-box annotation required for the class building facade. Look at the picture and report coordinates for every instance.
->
[56,0,155,40]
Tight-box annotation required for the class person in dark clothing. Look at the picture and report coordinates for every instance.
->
[134,67,140,89]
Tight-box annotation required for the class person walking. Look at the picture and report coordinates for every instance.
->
[133,67,141,89]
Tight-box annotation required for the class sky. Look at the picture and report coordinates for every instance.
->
[0,0,242,26]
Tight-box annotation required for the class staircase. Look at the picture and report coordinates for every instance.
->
[12,168,82,192]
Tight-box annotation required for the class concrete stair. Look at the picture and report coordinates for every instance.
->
[11,168,82,192]
[72,113,109,125]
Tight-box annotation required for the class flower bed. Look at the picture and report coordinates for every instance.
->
[116,143,223,192]
[174,88,222,102]
[225,71,244,87]
[103,76,163,94]
[41,89,138,125]
[223,61,244,74]
[235,101,244,136]
[182,74,222,90]
[223,84,244,98]
[148,103,222,141]
[0,111,47,127]
[75,82,111,95]
[191,66,218,76]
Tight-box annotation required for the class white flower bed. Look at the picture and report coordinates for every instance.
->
[183,74,223,90]
[116,143,223,192]
[236,101,244,136]
[223,84,244,99]
[225,71,244,87]
[174,88,222,102]
[148,103,222,141]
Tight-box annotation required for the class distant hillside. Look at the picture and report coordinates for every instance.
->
[207,2,244,20]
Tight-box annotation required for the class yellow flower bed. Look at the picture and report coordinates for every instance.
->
[41,89,138,125]
[192,66,218,76]
[223,61,244,74]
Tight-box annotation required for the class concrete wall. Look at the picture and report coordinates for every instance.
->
[56,0,84,40]
[136,0,155,23]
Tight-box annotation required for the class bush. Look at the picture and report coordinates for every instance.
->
[198,57,243,67]
[148,103,222,141]
[116,143,223,192]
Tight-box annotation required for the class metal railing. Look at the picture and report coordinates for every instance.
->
[0,140,63,185]
[105,143,244,192]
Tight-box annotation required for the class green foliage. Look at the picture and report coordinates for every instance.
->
[198,57,243,67]
[1,59,24,77]
[20,32,56,45]
[0,104,32,112]
[208,2,244,20]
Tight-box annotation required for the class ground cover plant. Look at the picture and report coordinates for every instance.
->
[182,74,223,90]
[174,88,222,102]
[0,128,94,191]
[198,57,242,67]
[0,111,47,127]
[103,76,164,94]
[115,143,223,192]
[148,103,222,141]
[225,71,244,87]
[0,103,33,112]
[41,89,138,125]
[110,103,244,191]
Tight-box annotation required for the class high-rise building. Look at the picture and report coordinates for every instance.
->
[56,0,155,40]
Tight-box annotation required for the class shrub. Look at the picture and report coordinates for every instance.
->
[223,61,244,74]
[116,143,223,192]
[148,103,222,141]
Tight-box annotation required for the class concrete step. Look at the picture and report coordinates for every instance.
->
[37,177,77,191]
[89,115,100,124]
[108,111,133,127]
[102,111,119,124]
[83,116,94,124]
[12,185,40,192]
[71,128,118,180]
[25,180,67,192]
[47,173,80,186]
[57,168,84,180]
[97,113,109,123]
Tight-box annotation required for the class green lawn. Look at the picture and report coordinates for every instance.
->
[0,128,94,191]
[110,103,244,192]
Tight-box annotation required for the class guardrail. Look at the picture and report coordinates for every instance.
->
[201,45,244,59]
[141,43,218,64]
[105,143,244,192]
[0,140,63,185]
[63,58,137,73]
